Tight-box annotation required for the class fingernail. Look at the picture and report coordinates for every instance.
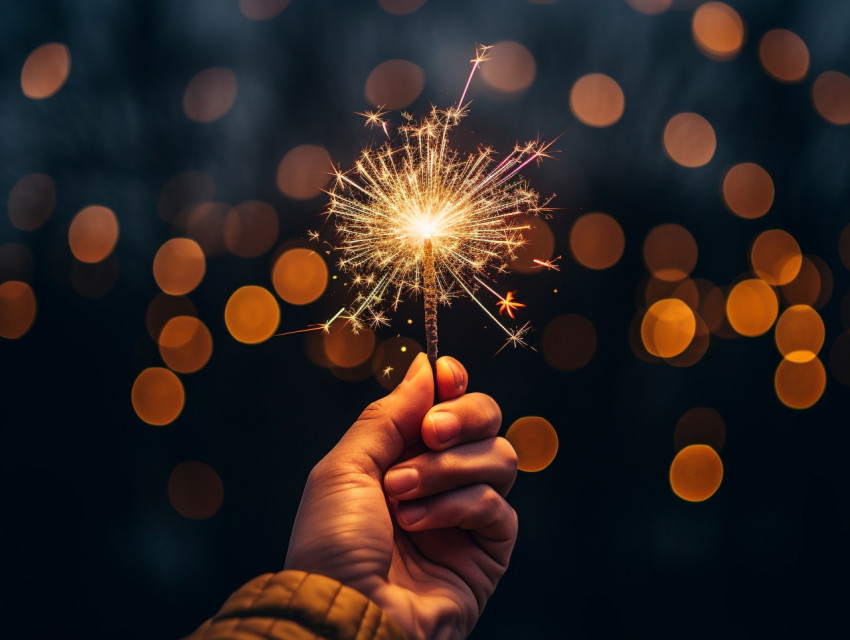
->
[385,468,419,495]
[429,412,460,443]
[398,503,427,525]
[403,353,428,383]
[446,357,465,389]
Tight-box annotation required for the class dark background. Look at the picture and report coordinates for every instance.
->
[2,0,849,638]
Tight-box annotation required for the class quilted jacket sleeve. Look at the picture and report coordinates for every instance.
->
[185,570,406,640]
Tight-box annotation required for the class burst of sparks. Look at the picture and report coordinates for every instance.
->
[325,44,552,348]
[533,255,561,271]
[497,291,526,319]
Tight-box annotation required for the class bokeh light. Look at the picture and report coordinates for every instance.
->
[323,322,376,369]
[183,67,237,123]
[643,223,698,282]
[168,461,224,520]
[663,113,716,168]
[0,281,37,339]
[158,316,213,374]
[272,248,328,305]
[750,229,802,286]
[625,0,673,15]
[696,280,729,336]
[378,0,426,14]
[224,285,280,344]
[726,278,778,337]
[276,144,332,199]
[68,206,119,263]
[774,305,824,363]
[758,29,809,83]
[152,238,206,295]
[670,444,723,502]
[239,0,289,20]
[692,2,745,61]
[146,293,197,341]
[8,173,55,231]
[812,71,850,125]
[371,336,422,390]
[479,41,536,94]
[674,407,726,452]
[364,59,424,110]
[0,244,34,283]
[505,416,558,472]
[131,367,185,426]
[569,212,625,269]
[180,201,228,256]
[665,313,709,367]
[569,73,625,128]
[21,42,70,99]
[774,357,826,409]
[542,314,596,371]
[644,277,699,311]
[223,200,279,258]
[641,298,696,358]
[781,255,828,308]
[722,162,774,219]
[509,216,555,273]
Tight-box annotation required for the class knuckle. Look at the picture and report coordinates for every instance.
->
[467,392,502,428]
[493,436,518,471]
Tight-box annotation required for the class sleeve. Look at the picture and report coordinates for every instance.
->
[184,570,407,640]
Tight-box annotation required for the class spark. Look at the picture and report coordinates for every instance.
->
[325,44,551,351]
[382,366,394,377]
[494,321,533,356]
[497,291,526,319]
[532,255,561,271]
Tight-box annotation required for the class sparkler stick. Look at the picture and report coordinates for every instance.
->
[322,45,551,369]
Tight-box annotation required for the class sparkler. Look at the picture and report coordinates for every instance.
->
[324,45,553,370]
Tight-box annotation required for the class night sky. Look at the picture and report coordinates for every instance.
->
[2,1,850,638]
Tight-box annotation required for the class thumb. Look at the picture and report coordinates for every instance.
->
[329,352,434,475]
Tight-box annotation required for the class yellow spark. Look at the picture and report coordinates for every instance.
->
[532,255,561,271]
[497,291,526,319]
[382,366,394,377]
[325,44,551,345]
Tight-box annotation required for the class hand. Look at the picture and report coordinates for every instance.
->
[284,353,518,640]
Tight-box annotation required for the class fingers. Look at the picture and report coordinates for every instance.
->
[435,356,468,402]
[384,437,518,499]
[421,392,502,451]
[395,484,519,550]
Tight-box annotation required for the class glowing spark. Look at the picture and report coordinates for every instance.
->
[326,45,550,359]
[382,366,394,377]
[532,255,561,271]
[494,321,533,356]
[497,291,526,319]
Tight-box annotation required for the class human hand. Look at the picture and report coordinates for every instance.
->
[284,353,518,640]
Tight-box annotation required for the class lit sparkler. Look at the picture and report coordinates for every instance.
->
[324,45,552,369]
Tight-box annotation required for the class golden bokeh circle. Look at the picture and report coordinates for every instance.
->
[670,444,723,502]
[223,201,279,258]
[0,280,37,339]
[272,248,328,305]
[183,67,237,123]
[759,29,809,83]
[569,73,625,128]
[364,59,425,110]
[479,40,536,93]
[812,71,850,125]
[663,113,716,168]
[131,367,185,426]
[674,407,726,452]
[505,416,558,472]
[774,305,824,363]
[276,145,332,199]
[722,163,774,219]
[8,173,55,231]
[641,298,696,358]
[158,316,214,374]
[750,229,802,286]
[692,2,745,61]
[153,238,206,295]
[726,278,779,337]
[21,42,71,99]
[68,205,119,264]
[224,285,280,344]
[168,461,224,519]
[570,212,625,269]
[643,223,698,282]
[775,357,826,409]
[323,323,376,369]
